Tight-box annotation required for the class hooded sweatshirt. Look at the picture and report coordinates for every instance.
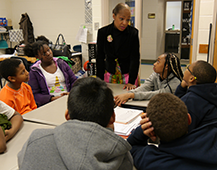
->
[175,83,217,132]
[129,72,181,100]
[127,121,217,170]
[28,57,77,107]
[18,120,133,170]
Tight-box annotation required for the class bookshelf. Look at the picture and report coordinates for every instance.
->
[180,0,192,59]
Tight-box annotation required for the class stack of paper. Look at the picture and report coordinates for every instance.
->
[114,107,143,136]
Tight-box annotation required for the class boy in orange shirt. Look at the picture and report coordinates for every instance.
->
[0,58,37,115]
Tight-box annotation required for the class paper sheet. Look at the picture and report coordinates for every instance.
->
[114,107,143,124]
[76,27,87,43]
[114,116,141,136]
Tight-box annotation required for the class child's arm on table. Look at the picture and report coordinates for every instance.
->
[114,93,135,106]
[0,127,6,153]
[5,111,23,142]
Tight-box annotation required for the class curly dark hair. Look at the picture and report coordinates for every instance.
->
[193,60,216,84]
[146,93,188,142]
[0,58,22,82]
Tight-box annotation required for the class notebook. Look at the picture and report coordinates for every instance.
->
[114,106,143,124]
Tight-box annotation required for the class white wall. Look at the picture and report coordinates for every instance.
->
[141,0,165,60]
[0,0,85,51]
[165,1,181,30]
[92,0,101,41]
[0,0,12,19]
[157,0,166,58]
[195,0,215,61]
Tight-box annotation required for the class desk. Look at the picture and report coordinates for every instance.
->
[23,95,68,126]
[0,54,37,63]
[23,84,149,126]
[0,122,54,170]
[107,83,149,109]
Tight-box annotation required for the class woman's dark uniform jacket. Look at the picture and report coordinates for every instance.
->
[96,22,140,85]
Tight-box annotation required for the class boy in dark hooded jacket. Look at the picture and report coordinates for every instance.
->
[128,93,217,170]
[175,60,217,132]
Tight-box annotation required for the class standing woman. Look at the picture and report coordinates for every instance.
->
[96,3,140,90]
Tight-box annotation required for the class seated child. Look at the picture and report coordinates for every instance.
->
[175,60,217,132]
[0,100,23,153]
[127,93,217,170]
[115,53,183,106]
[0,58,37,115]
[18,77,133,169]
[25,41,77,107]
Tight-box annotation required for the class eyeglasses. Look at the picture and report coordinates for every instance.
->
[186,64,197,80]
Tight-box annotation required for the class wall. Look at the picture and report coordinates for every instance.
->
[0,0,85,53]
[165,1,181,30]
[0,0,12,54]
[92,0,101,41]
[195,0,215,61]
[141,0,165,60]
[157,0,166,58]
[0,0,12,19]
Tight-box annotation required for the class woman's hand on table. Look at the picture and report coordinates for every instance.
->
[123,83,136,91]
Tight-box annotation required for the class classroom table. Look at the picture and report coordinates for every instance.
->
[0,122,54,170]
[23,83,149,126]
[0,54,37,63]
[23,95,68,126]
[107,83,149,110]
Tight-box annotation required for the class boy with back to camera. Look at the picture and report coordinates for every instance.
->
[127,93,217,170]
[175,60,217,132]
[0,58,37,115]
[18,77,133,170]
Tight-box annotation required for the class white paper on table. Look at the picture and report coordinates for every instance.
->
[76,27,87,43]
[114,106,143,124]
[0,54,14,58]
[114,116,141,136]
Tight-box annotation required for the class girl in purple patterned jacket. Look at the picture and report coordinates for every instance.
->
[26,41,77,107]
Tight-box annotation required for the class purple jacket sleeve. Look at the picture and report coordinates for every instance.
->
[28,70,54,107]
[58,59,77,92]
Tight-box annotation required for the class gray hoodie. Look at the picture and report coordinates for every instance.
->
[18,120,133,170]
[130,72,181,100]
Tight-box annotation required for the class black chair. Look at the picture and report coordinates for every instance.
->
[11,56,30,71]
